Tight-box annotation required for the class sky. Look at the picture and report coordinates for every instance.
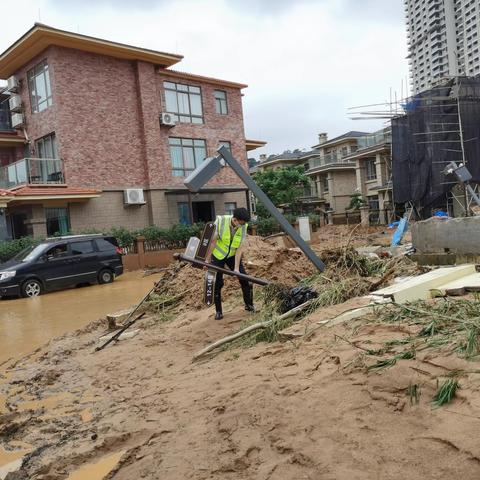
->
[0,0,410,159]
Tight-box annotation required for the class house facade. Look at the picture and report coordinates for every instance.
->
[342,128,393,224]
[0,24,261,240]
[305,131,367,222]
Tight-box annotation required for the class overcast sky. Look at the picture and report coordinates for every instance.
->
[1,0,409,159]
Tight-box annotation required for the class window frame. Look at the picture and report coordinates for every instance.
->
[214,90,228,115]
[163,81,203,124]
[224,202,237,215]
[365,158,377,181]
[45,207,70,237]
[169,137,207,177]
[27,60,53,114]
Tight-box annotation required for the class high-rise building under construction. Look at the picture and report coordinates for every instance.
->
[405,0,480,94]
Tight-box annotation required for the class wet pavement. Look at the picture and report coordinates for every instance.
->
[0,271,161,364]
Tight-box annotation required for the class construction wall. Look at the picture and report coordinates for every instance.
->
[412,216,480,254]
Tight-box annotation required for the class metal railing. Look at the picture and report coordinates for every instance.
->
[0,158,65,189]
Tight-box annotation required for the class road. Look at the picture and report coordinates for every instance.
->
[0,271,161,364]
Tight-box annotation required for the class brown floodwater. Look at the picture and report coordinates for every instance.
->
[0,271,161,364]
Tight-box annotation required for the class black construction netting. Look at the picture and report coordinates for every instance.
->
[392,77,480,215]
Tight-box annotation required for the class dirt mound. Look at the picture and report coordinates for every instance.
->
[159,235,317,309]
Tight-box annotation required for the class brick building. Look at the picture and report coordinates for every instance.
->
[0,24,262,240]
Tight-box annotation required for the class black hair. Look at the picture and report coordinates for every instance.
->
[233,207,251,222]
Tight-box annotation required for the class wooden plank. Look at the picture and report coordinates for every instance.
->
[372,265,476,303]
[432,272,480,297]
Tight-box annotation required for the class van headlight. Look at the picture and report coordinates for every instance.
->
[0,271,16,281]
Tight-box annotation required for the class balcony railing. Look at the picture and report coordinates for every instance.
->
[0,158,65,189]
[356,129,392,151]
[309,152,356,169]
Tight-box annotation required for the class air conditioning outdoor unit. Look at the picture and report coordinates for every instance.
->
[11,113,25,129]
[124,188,145,205]
[7,75,20,93]
[8,95,22,113]
[160,112,176,127]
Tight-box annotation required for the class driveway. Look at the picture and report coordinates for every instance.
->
[0,271,161,364]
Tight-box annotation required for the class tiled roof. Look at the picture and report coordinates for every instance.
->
[259,150,315,164]
[312,131,369,149]
[8,185,101,196]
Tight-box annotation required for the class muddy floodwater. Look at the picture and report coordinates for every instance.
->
[0,271,161,364]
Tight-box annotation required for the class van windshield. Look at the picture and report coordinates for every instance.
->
[12,244,48,262]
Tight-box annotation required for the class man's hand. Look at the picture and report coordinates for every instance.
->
[204,257,211,270]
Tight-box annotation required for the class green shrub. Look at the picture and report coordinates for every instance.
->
[109,226,136,247]
[256,217,280,237]
[308,213,321,228]
[0,237,40,263]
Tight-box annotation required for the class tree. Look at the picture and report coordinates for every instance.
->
[347,193,366,210]
[253,166,311,215]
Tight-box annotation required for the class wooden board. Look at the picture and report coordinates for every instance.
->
[372,265,476,303]
[196,222,215,262]
[431,272,480,297]
[204,269,217,306]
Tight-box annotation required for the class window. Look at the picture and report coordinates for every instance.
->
[365,158,377,180]
[45,208,70,236]
[178,202,191,225]
[35,133,58,158]
[169,137,207,177]
[214,90,228,115]
[96,238,117,252]
[367,195,379,211]
[219,141,231,152]
[45,244,68,259]
[164,81,203,124]
[225,202,236,215]
[27,60,53,113]
[71,241,94,255]
[321,175,329,193]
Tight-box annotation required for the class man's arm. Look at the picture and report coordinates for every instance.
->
[205,230,218,264]
[234,242,245,272]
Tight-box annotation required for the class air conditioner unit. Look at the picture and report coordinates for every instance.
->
[160,112,176,127]
[124,188,145,205]
[11,113,25,129]
[8,95,22,113]
[7,76,20,93]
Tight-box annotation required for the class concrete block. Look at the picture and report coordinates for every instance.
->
[412,216,480,254]
[372,265,476,303]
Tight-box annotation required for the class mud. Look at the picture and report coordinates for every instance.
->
[2,296,480,479]
[0,271,162,364]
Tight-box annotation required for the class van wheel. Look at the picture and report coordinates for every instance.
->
[98,269,114,284]
[21,279,43,298]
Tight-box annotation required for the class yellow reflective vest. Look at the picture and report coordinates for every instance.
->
[212,215,248,260]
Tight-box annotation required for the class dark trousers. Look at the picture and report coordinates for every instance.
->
[211,255,253,313]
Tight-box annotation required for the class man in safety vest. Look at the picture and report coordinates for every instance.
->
[205,207,254,320]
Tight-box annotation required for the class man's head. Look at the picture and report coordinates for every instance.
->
[232,207,251,227]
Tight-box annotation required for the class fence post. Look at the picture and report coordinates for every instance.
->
[360,206,370,226]
[136,236,146,269]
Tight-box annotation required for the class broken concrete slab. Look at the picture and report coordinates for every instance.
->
[98,329,140,345]
[431,272,480,297]
[106,307,146,326]
[371,264,476,303]
[412,216,480,254]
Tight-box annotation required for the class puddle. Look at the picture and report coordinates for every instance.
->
[0,272,161,364]
[0,444,32,478]
[0,458,23,479]
[81,408,93,422]
[16,392,74,412]
[66,451,126,480]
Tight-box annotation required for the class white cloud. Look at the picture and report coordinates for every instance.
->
[0,0,409,158]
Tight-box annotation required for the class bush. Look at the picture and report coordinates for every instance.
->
[109,226,136,247]
[0,237,40,263]
[308,214,321,229]
[256,217,280,237]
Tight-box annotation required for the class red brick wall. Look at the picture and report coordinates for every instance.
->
[13,47,249,190]
[0,146,23,166]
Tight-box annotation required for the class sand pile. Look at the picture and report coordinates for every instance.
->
[157,235,318,309]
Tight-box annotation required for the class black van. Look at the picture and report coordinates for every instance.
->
[0,235,124,298]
